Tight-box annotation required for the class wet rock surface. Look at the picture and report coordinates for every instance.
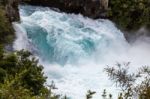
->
[21,0,109,18]
[4,0,20,22]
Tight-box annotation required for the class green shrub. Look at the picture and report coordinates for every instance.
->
[108,0,150,31]
[105,62,150,99]
[0,50,47,96]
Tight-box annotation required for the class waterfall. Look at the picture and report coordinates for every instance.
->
[13,5,150,99]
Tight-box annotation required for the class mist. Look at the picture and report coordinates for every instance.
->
[13,5,150,99]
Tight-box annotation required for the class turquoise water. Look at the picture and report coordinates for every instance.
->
[14,5,127,65]
[13,5,150,99]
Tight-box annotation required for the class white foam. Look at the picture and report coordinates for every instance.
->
[13,5,150,99]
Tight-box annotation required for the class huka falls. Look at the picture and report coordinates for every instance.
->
[0,0,150,99]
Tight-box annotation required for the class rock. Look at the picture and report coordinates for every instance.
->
[100,0,109,10]
[5,0,20,22]
[21,0,109,19]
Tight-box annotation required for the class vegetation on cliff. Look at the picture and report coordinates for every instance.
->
[108,0,150,31]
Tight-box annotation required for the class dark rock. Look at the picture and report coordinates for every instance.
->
[21,0,109,19]
[5,0,20,22]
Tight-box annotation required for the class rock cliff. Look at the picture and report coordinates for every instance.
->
[0,0,19,45]
[1,0,149,41]
[5,0,20,22]
[21,0,109,18]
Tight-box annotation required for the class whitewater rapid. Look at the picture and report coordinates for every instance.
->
[13,5,150,99]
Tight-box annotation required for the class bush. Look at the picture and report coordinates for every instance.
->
[0,49,48,96]
[108,0,150,31]
[105,62,150,98]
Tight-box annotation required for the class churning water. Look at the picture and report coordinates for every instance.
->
[13,5,150,99]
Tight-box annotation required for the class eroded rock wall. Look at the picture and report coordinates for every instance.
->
[21,0,109,18]
[5,0,20,22]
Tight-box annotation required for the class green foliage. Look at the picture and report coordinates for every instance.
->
[86,90,96,99]
[105,62,136,96]
[0,47,64,99]
[118,93,123,99]
[0,77,32,99]
[108,0,150,31]
[0,68,6,83]
[0,50,47,96]
[101,89,113,99]
[105,62,150,99]
[0,77,60,99]
[102,89,107,99]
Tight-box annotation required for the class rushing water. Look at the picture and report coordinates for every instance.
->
[13,5,150,99]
